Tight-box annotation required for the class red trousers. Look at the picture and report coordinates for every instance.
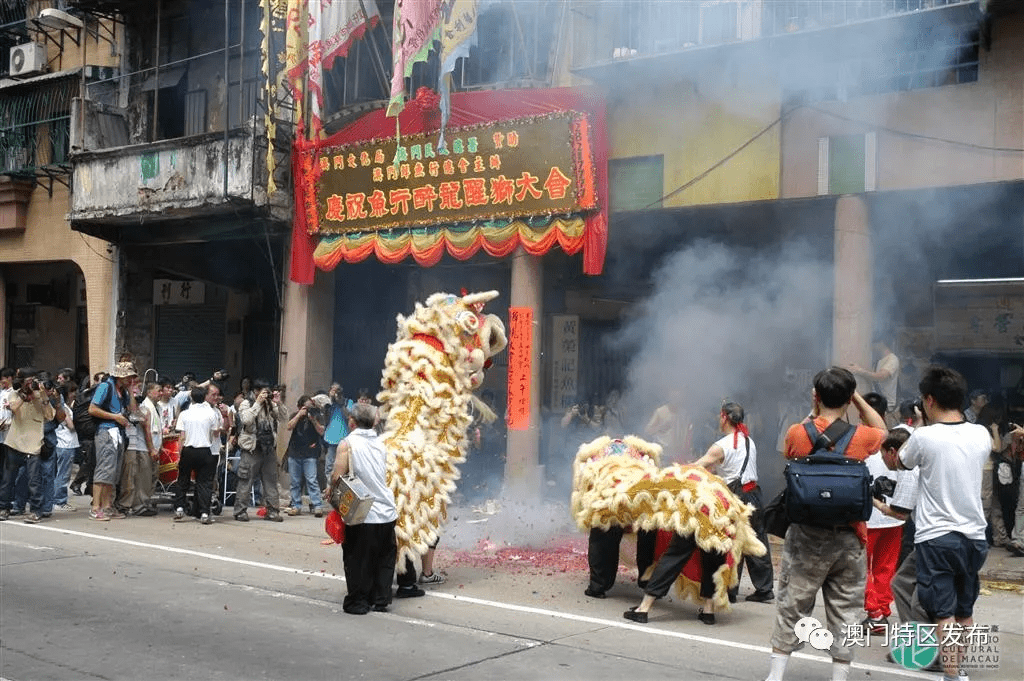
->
[865,525,903,617]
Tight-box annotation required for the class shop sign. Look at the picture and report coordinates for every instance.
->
[311,112,597,234]
[550,314,579,411]
[934,283,1024,351]
[153,279,206,305]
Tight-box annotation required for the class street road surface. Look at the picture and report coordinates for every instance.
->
[1,513,1021,681]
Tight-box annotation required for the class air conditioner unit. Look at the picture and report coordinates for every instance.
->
[699,1,762,46]
[9,42,47,77]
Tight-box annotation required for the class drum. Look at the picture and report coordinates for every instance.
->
[158,437,181,484]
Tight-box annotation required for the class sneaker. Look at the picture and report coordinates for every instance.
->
[234,510,250,522]
[863,614,888,635]
[200,513,213,525]
[174,507,185,521]
[419,572,446,585]
[286,507,300,516]
[0,510,8,521]
[584,587,606,599]
[55,503,77,512]
[265,511,283,522]
[70,484,83,496]
[395,585,425,598]
[745,590,775,603]
[134,507,158,517]
[314,506,324,518]
[23,513,42,524]
[89,509,110,521]
[104,507,127,519]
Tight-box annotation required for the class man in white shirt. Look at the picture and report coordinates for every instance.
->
[883,366,990,681]
[331,403,399,614]
[173,386,220,525]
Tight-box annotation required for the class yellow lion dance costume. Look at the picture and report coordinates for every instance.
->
[379,290,507,571]
[571,435,766,610]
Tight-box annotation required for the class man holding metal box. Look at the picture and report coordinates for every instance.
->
[331,402,399,615]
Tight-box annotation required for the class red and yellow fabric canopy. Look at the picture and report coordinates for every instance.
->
[290,87,609,283]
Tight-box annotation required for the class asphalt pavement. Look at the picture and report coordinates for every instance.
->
[1,503,1021,681]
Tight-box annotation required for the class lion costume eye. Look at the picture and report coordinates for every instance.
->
[456,310,480,334]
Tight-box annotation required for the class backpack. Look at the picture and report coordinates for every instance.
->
[784,419,873,527]
[71,379,115,441]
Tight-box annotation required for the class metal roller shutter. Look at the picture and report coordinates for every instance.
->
[155,305,226,383]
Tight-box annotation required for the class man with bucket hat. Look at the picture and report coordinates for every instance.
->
[88,361,138,521]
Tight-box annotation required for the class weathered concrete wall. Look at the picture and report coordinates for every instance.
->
[781,15,1024,197]
[0,181,116,375]
[71,131,266,221]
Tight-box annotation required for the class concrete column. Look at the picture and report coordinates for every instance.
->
[505,249,543,498]
[832,195,874,390]
[278,256,335,400]
[76,249,116,375]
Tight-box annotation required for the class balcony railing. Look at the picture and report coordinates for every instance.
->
[0,71,76,193]
[571,0,978,69]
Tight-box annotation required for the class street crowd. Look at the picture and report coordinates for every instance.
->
[1,353,1023,681]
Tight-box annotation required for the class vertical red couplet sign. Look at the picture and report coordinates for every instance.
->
[506,306,533,431]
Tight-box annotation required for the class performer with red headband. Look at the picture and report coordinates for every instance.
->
[694,401,775,603]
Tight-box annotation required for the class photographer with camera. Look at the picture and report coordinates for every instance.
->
[285,395,325,517]
[0,371,57,523]
[233,379,288,522]
[860,393,906,634]
[322,382,351,487]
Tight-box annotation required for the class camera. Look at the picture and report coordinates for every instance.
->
[871,476,897,502]
[213,369,230,381]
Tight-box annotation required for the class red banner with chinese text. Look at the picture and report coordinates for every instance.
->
[290,87,609,284]
[506,306,533,432]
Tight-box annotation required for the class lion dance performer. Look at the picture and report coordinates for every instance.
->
[571,435,765,624]
[378,290,507,583]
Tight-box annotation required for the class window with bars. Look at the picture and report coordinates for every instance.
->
[0,75,76,175]
[786,25,980,103]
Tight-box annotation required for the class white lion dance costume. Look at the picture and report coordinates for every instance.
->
[571,436,766,609]
[379,290,507,571]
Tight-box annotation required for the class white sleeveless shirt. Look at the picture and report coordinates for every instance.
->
[715,432,757,485]
[346,428,398,524]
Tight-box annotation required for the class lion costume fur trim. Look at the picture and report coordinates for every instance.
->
[380,291,507,572]
[571,435,766,609]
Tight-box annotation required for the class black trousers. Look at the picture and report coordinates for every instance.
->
[342,520,397,613]
[730,485,775,596]
[70,439,95,494]
[645,532,725,600]
[587,527,657,594]
[173,446,216,516]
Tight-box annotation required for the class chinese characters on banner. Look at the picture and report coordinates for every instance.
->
[550,314,579,411]
[934,284,1024,352]
[152,279,206,305]
[507,306,533,431]
[312,112,597,234]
